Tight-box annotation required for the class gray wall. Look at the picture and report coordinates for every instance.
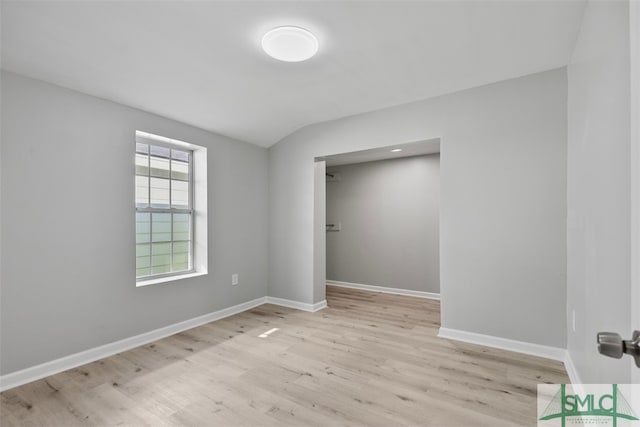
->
[326,155,440,293]
[567,1,632,383]
[313,161,327,304]
[269,68,567,348]
[0,71,269,375]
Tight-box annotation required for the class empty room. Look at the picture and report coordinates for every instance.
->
[1,1,638,426]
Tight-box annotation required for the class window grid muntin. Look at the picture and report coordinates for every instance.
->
[135,140,194,280]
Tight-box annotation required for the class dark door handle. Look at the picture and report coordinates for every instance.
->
[597,330,640,367]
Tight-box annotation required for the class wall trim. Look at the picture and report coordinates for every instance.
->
[0,295,327,392]
[265,296,327,312]
[312,300,328,311]
[438,327,566,362]
[563,351,583,386]
[327,280,440,300]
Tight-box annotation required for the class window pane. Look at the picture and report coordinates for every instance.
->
[150,177,170,208]
[172,149,189,162]
[136,243,151,257]
[137,267,151,277]
[171,159,189,181]
[136,213,150,243]
[135,175,149,208]
[173,213,190,241]
[135,152,149,176]
[151,242,171,274]
[136,143,148,154]
[150,155,170,179]
[171,180,189,208]
[150,145,170,158]
[172,241,191,272]
[136,244,151,276]
[151,213,171,242]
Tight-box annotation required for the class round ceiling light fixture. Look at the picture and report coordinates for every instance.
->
[261,26,318,62]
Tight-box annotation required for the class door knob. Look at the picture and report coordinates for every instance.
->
[597,330,640,367]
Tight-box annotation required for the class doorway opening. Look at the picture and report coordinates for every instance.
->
[313,138,441,308]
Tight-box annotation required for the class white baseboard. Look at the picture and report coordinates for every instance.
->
[0,295,327,392]
[327,280,440,300]
[440,327,585,388]
[0,296,268,392]
[563,351,583,386]
[438,327,566,362]
[265,296,327,312]
[312,300,328,311]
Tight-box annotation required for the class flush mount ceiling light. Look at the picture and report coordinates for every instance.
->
[262,26,318,62]
[390,148,403,152]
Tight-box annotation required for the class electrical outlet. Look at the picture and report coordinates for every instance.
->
[232,274,238,286]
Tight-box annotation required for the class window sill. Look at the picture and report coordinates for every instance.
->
[136,271,207,287]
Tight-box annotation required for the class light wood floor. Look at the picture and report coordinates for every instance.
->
[1,286,568,426]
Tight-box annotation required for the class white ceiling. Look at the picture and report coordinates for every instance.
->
[1,1,585,147]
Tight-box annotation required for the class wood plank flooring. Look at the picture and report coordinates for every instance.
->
[1,286,569,426]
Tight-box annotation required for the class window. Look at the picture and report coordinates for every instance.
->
[134,131,208,285]
[135,140,193,279]
[134,131,208,286]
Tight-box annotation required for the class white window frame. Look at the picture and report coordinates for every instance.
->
[135,131,208,287]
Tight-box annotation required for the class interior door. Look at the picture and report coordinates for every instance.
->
[597,0,640,383]
[631,0,639,386]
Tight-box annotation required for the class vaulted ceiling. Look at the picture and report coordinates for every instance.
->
[1,1,585,147]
